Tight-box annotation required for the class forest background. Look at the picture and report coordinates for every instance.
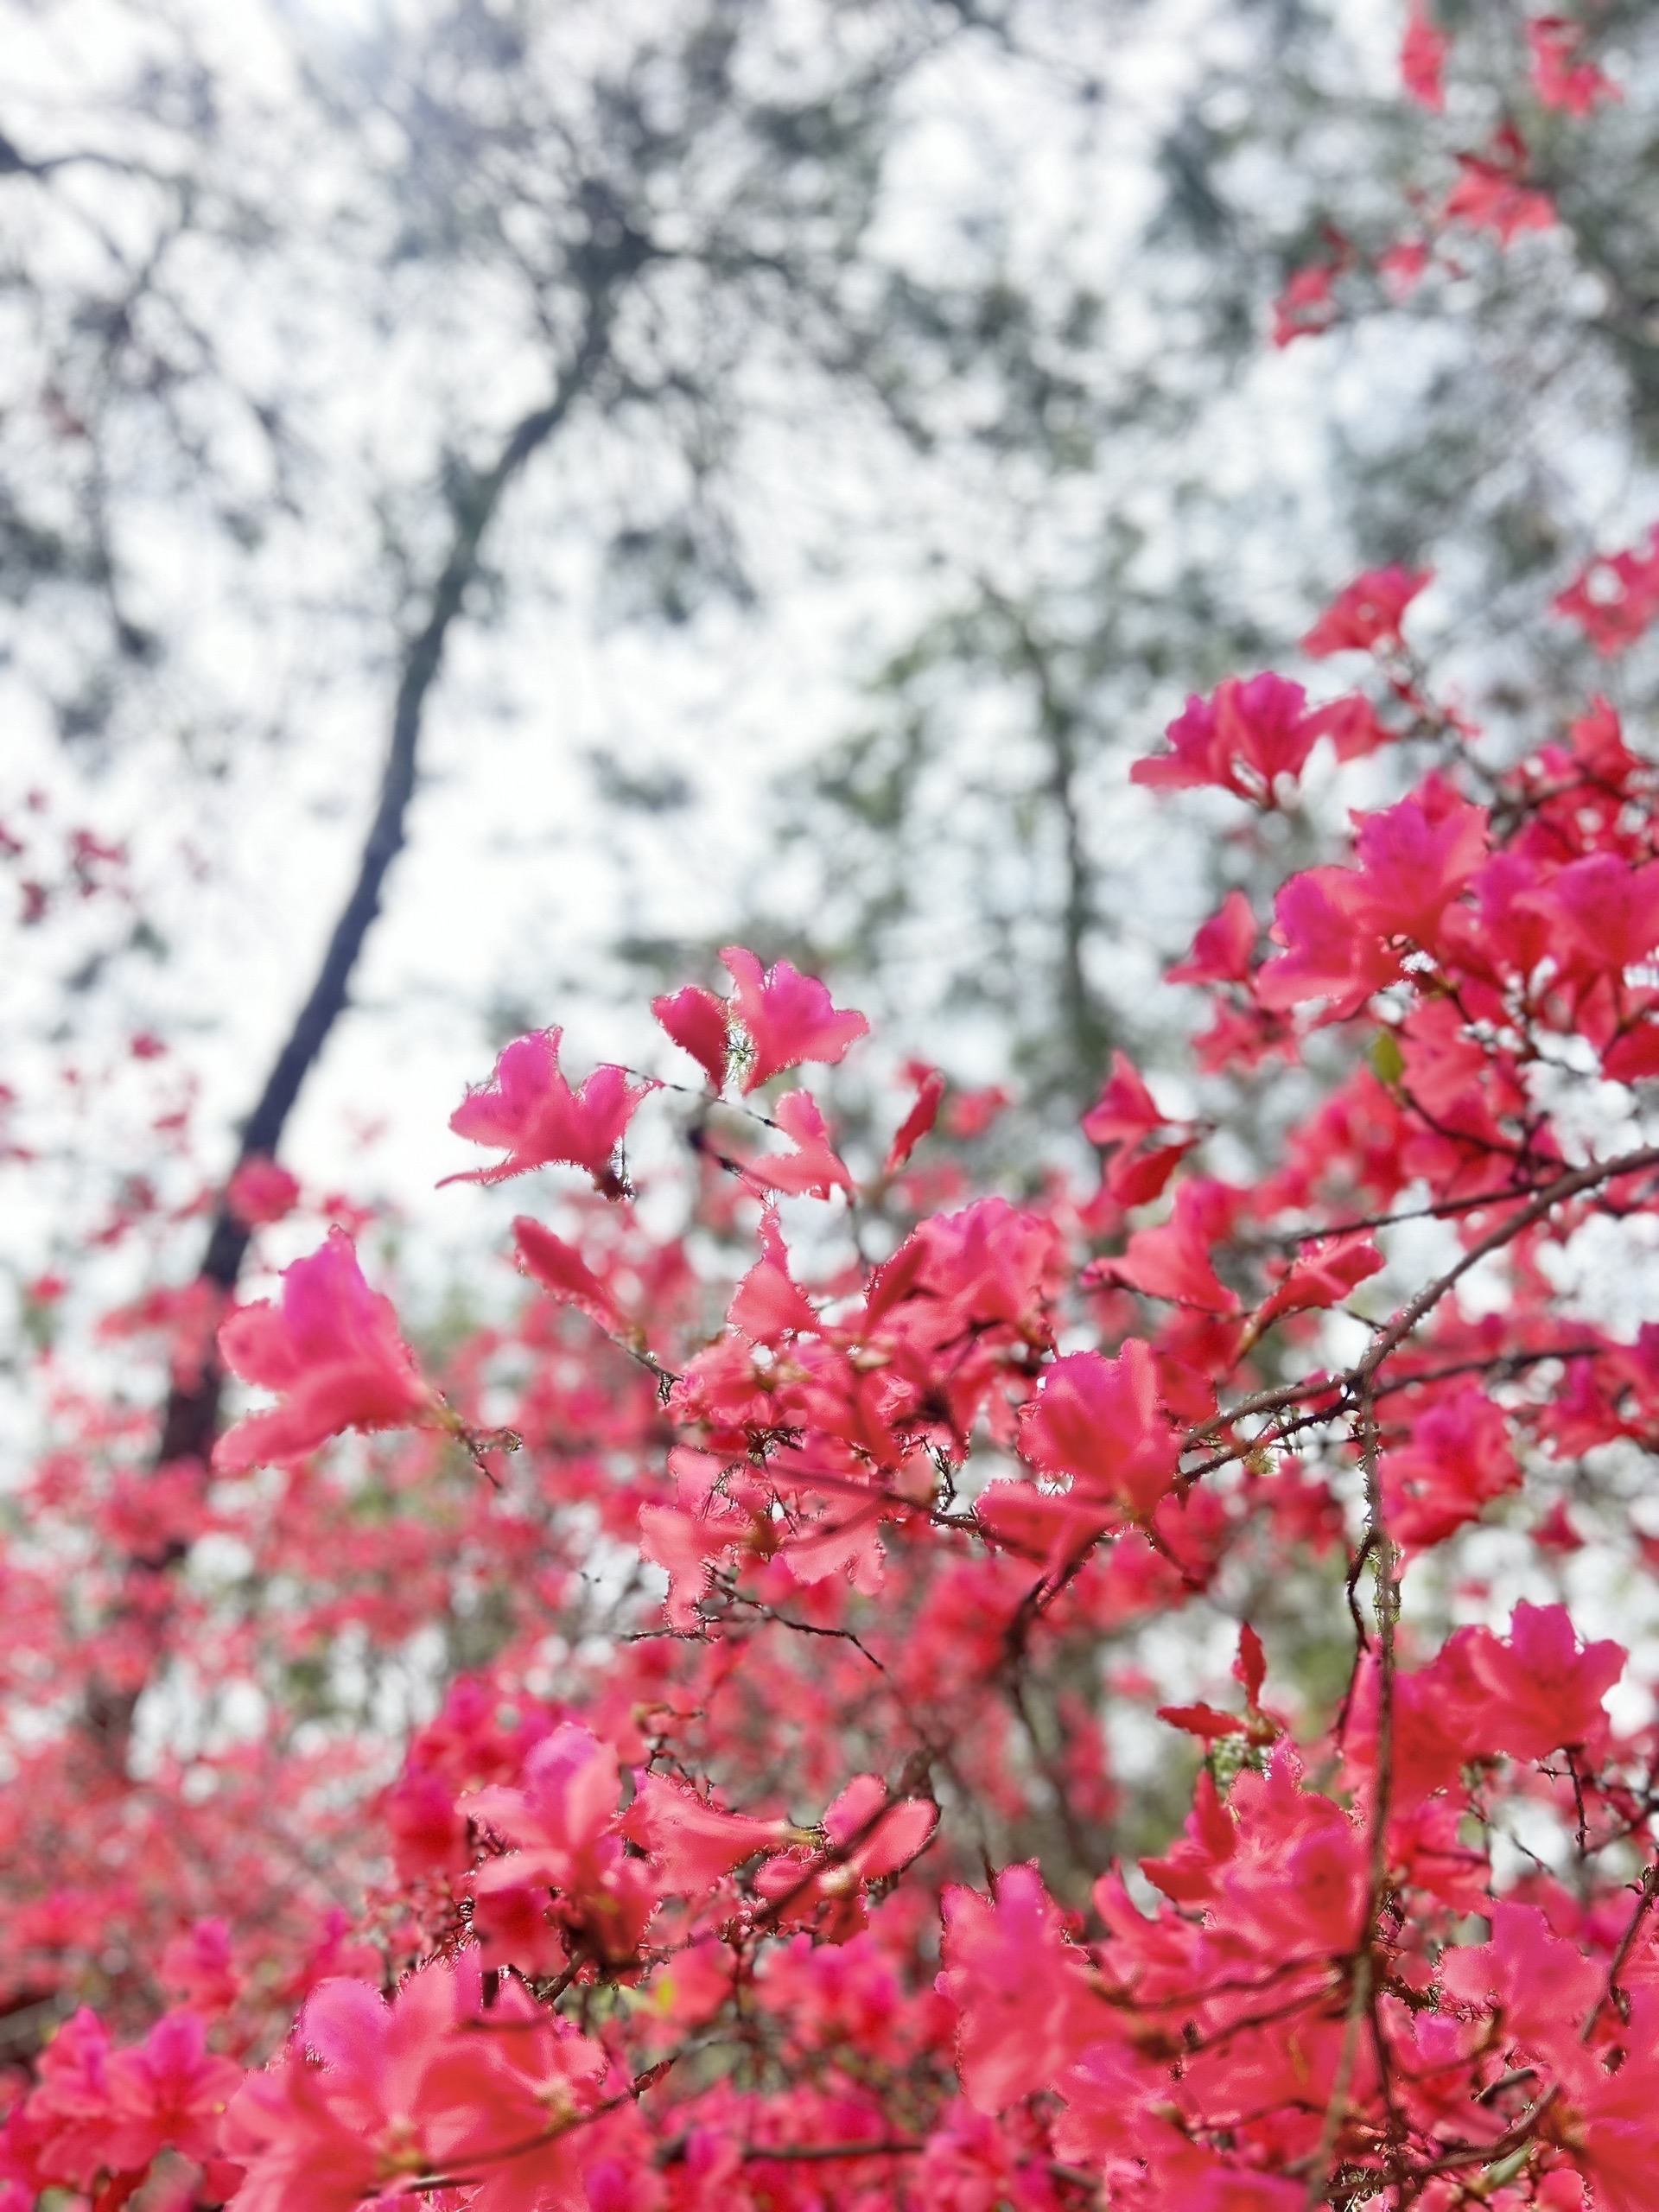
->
[17,0,1656,1313]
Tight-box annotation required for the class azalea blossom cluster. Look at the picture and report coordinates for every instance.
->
[6,16,1659,2212]
[1271,5,1620,347]
[5,536,1659,2209]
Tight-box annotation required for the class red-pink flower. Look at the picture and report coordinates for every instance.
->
[638,1461,745,1631]
[753,1774,938,1936]
[1302,566,1432,656]
[1083,1053,1193,1207]
[745,1089,855,1199]
[446,1027,656,1193]
[226,1154,301,1228]
[1521,852,1659,979]
[948,1084,1009,1137]
[1452,1600,1623,1762]
[1558,1990,1659,2212]
[1554,530,1659,654]
[415,1974,611,2212]
[1306,693,1397,760]
[463,1724,626,1894]
[1271,264,1340,348]
[99,2011,242,2176]
[1529,18,1618,115]
[1249,1234,1383,1337]
[462,1724,658,1966]
[1400,0,1448,110]
[652,953,868,1095]
[940,1864,1109,2113]
[513,1217,626,1332]
[1437,1900,1603,2051]
[621,1770,792,1894]
[1081,1052,1166,1154]
[1133,674,1325,803]
[1378,237,1431,298]
[21,2007,241,2195]
[160,1918,238,2012]
[727,1206,817,1340]
[1168,891,1257,987]
[1256,787,1488,1014]
[213,1227,439,1471]
[721,947,869,1091]
[385,1765,472,1884]
[1443,125,1556,244]
[883,1065,946,1177]
[1018,1338,1179,1522]
[1380,1386,1520,1554]
[1098,1179,1242,1315]
[18,2010,118,2192]
[221,1957,608,2212]
[652,982,729,1089]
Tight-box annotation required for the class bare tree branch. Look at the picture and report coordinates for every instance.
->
[153,315,613,1474]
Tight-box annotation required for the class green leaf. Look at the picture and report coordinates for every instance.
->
[1372,1029,1406,1086]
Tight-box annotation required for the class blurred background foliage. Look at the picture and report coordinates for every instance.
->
[0,0,1657,1906]
[3,0,1656,1190]
[0,0,1656,1313]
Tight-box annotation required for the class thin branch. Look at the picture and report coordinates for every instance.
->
[1187,1142,1659,1455]
[1305,1374,1394,2208]
[741,2140,923,2163]
[1580,1861,1659,2044]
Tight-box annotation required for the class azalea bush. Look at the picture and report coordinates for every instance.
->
[5,10,1659,2212]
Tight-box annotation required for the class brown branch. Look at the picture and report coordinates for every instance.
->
[1180,1341,1605,1484]
[1244,1179,1569,1253]
[717,1589,888,1673]
[741,2140,923,2162]
[1304,1376,1392,2208]
[157,335,609,1471]
[1187,1142,1659,1458]
[0,122,149,181]
[1580,1861,1659,2044]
